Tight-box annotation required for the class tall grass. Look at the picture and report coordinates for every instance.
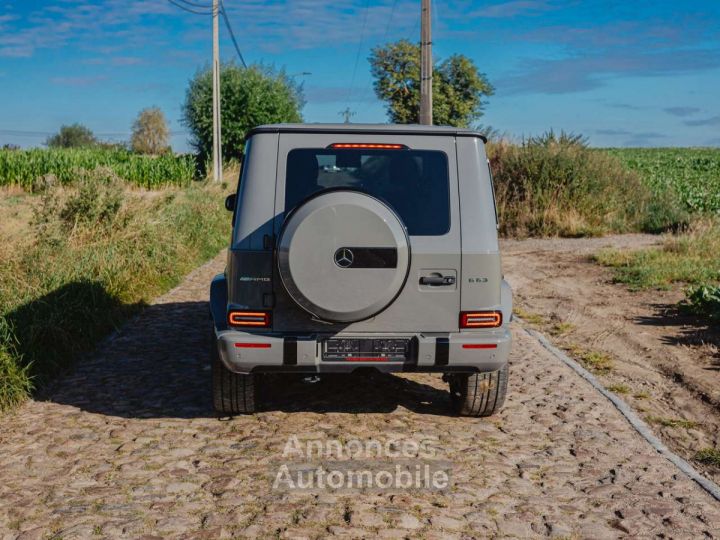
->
[0,177,229,411]
[488,132,688,237]
[0,148,196,189]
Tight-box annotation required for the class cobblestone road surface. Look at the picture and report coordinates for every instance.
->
[1,254,719,539]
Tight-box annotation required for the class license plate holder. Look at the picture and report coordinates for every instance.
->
[322,338,410,362]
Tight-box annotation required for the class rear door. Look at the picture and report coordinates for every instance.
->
[273,132,461,333]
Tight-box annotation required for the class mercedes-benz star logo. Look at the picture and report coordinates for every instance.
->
[334,248,354,268]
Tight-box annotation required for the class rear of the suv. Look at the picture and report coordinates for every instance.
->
[210,124,512,416]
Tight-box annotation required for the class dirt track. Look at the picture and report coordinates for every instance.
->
[1,246,720,539]
[503,234,720,484]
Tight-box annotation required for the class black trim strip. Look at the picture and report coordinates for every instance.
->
[435,336,450,366]
[283,337,297,365]
[336,247,397,269]
[403,336,419,368]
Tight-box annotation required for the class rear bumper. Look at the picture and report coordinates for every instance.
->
[215,328,511,374]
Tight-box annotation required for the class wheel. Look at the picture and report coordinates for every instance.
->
[448,364,508,417]
[212,339,258,414]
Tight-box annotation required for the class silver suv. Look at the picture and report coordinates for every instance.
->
[211,124,512,416]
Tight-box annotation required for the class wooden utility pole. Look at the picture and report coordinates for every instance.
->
[212,0,222,182]
[419,0,432,125]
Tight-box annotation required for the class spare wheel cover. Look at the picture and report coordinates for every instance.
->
[277,190,410,323]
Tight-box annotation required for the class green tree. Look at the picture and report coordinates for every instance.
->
[369,40,494,127]
[46,124,97,148]
[131,107,170,155]
[182,63,304,163]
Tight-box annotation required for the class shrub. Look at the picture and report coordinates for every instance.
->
[59,169,124,228]
[685,285,720,320]
[0,319,32,411]
[488,131,685,237]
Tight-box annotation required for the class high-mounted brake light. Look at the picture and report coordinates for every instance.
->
[228,310,271,328]
[329,143,407,150]
[460,311,503,329]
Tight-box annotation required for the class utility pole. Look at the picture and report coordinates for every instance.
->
[339,107,356,123]
[212,0,222,182]
[419,0,432,125]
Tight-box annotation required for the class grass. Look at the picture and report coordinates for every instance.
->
[646,416,700,429]
[595,220,720,289]
[607,147,720,214]
[549,322,574,336]
[566,344,614,374]
[0,147,197,189]
[696,448,720,467]
[0,176,229,411]
[513,307,546,325]
[606,383,631,395]
[488,132,686,237]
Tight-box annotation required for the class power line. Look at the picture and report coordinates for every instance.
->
[173,0,213,9]
[356,0,399,111]
[167,0,247,68]
[219,1,248,68]
[167,0,215,15]
[382,0,399,42]
[345,0,370,105]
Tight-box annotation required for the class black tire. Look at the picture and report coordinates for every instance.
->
[448,364,508,417]
[212,340,258,414]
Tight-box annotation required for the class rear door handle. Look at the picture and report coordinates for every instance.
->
[420,275,456,286]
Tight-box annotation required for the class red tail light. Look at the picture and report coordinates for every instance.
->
[329,143,407,150]
[462,343,498,349]
[234,342,272,348]
[228,310,271,328]
[460,311,502,329]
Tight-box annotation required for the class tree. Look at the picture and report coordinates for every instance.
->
[369,40,494,127]
[46,124,96,148]
[182,63,304,163]
[131,107,170,155]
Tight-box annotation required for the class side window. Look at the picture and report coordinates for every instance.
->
[487,158,499,228]
[232,142,250,227]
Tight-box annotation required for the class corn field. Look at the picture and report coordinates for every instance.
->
[0,148,196,189]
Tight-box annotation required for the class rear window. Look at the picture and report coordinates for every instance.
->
[284,148,450,236]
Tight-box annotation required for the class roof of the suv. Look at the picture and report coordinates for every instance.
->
[248,123,487,142]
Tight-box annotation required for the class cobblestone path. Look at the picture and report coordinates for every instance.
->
[1,253,719,539]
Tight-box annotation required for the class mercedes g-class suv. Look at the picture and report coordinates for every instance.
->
[211,124,512,416]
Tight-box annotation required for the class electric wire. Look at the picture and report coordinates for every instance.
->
[345,0,370,107]
[173,0,214,9]
[167,0,215,16]
[166,0,247,68]
[219,1,248,68]
[357,0,399,110]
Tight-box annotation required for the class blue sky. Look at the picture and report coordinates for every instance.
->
[1,0,719,151]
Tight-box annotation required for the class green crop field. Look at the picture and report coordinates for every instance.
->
[605,148,720,213]
[0,148,197,189]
